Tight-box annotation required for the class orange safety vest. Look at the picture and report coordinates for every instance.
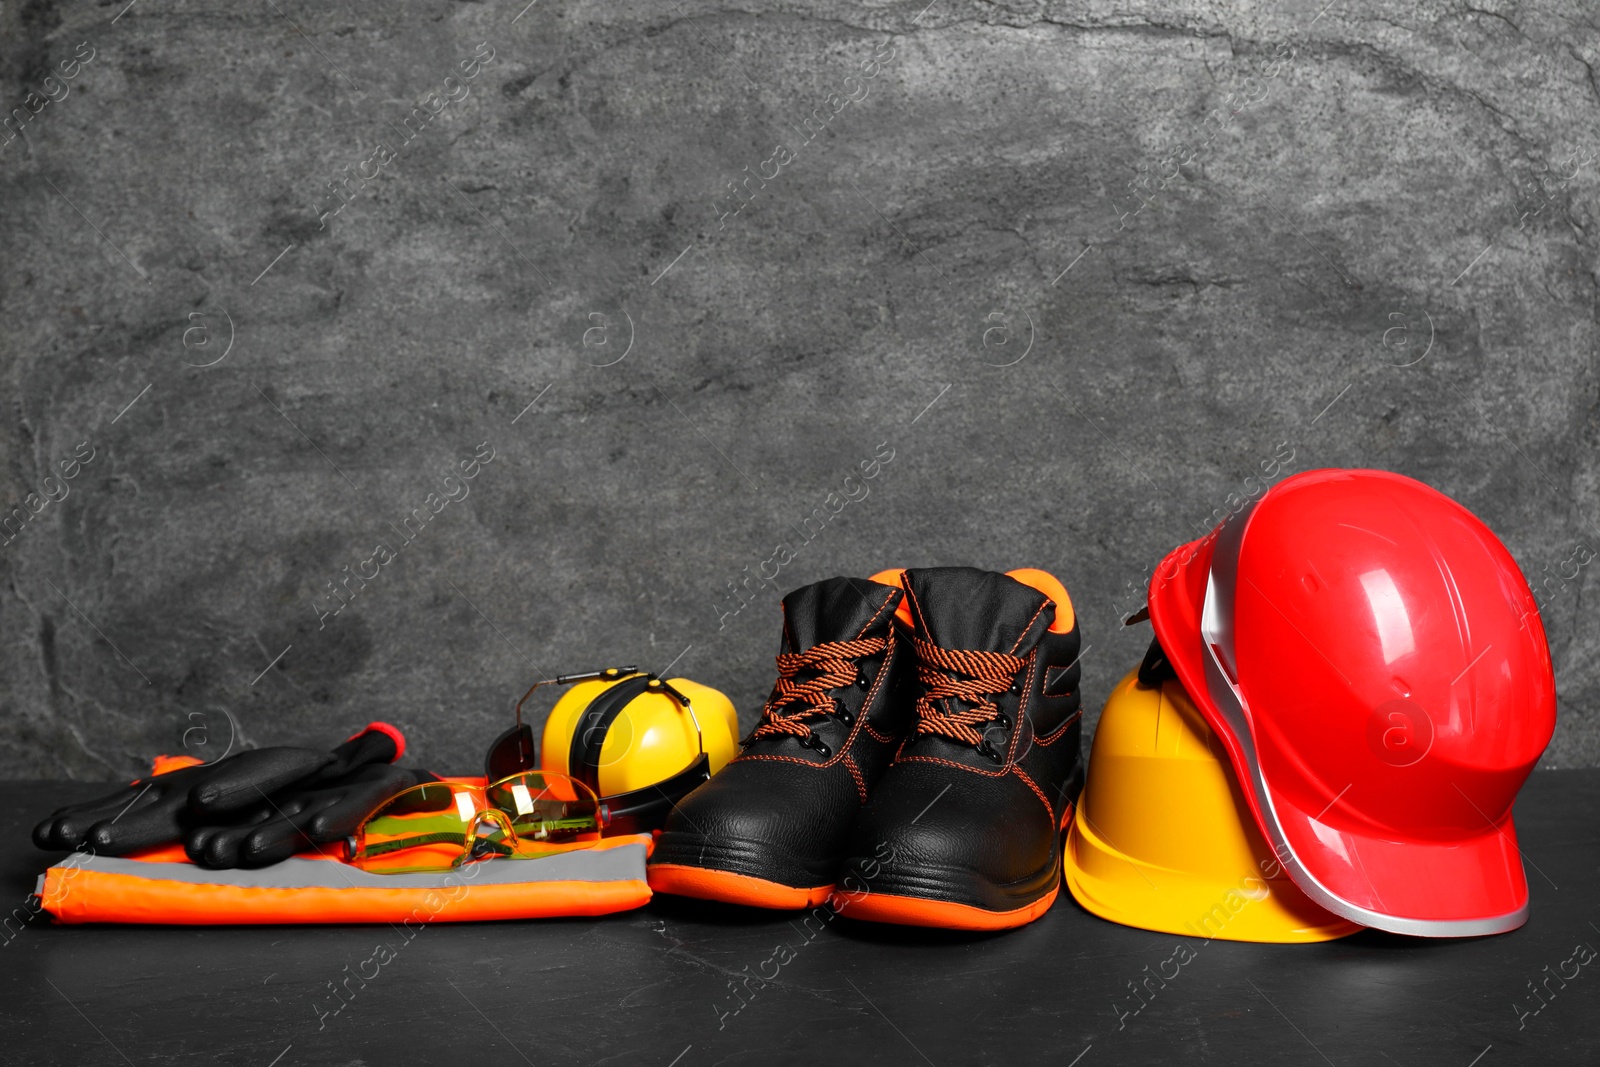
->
[34,771,653,925]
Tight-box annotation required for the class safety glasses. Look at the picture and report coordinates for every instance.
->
[345,771,605,874]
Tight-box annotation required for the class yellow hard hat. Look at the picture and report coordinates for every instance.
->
[1064,648,1360,943]
[524,669,738,835]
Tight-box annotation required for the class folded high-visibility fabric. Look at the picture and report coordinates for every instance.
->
[36,835,652,925]
[34,766,653,925]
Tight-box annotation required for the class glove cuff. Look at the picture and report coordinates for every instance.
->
[350,721,406,762]
[150,754,206,776]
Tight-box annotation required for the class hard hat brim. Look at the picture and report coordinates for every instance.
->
[1268,761,1530,933]
[1063,813,1360,944]
[1062,669,1360,944]
[1149,527,1532,937]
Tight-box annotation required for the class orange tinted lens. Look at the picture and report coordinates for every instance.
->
[350,782,475,874]
[484,772,603,851]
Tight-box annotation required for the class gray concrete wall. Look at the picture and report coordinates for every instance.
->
[1,0,1595,778]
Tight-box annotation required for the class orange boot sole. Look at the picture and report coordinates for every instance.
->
[834,802,1073,930]
[835,881,1061,930]
[648,864,836,910]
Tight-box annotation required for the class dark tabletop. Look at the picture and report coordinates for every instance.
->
[1,773,1596,1067]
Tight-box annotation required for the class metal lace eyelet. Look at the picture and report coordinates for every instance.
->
[835,706,855,725]
[993,712,1010,730]
[976,740,1003,763]
[856,671,871,690]
[802,734,832,759]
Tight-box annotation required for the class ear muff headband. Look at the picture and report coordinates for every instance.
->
[567,673,654,792]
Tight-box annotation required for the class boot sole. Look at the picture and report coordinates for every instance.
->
[836,881,1060,931]
[835,803,1073,931]
[648,832,838,909]
[648,864,836,910]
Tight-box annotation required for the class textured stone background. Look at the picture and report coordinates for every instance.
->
[1,0,1596,778]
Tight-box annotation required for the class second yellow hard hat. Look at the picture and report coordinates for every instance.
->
[1064,648,1359,943]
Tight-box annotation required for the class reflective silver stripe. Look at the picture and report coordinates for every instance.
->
[1202,493,1257,679]
[1199,501,1529,938]
[47,840,647,890]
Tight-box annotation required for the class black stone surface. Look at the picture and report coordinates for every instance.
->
[3,773,1597,1066]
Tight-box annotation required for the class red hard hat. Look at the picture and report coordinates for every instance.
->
[1148,468,1555,937]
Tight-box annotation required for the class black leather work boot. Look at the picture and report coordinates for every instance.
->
[837,566,1084,929]
[648,574,910,908]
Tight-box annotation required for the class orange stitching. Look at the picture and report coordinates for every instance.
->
[853,634,898,745]
[894,753,1006,778]
[1013,766,1055,822]
[1006,651,1039,762]
[739,706,866,768]
[738,752,839,768]
[1007,597,1052,655]
[861,635,894,708]
[854,588,898,639]
[1033,710,1082,746]
[904,581,929,633]
[863,720,894,743]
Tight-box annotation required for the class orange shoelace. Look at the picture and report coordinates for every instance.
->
[911,635,1026,746]
[750,636,887,741]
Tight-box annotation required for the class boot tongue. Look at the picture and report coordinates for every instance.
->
[903,567,1054,654]
[781,577,902,652]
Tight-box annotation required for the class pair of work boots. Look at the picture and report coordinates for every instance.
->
[648,566,1084,930]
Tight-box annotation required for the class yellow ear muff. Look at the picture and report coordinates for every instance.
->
[540,672,739,834]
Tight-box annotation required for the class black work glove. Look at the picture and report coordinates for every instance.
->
[184,764,438,869]
[31,724,404,855]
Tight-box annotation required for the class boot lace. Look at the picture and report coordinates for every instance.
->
[749,636,885,743]
[911,635,1026,750]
